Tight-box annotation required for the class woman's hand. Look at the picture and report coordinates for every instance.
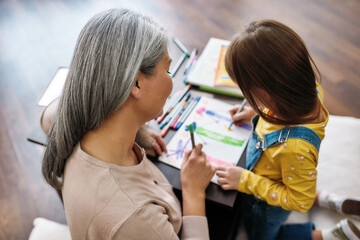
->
[181,144,214,192]
[229,105,256,126]
[135,125,167,156]
[181,144,215,216]
[215,165,245,191]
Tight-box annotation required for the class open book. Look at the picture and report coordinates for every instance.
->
[159,96,251,184]
[186,38,243,97]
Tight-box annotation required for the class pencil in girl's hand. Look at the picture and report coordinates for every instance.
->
[189,124,195,149]
[228,99,247,130]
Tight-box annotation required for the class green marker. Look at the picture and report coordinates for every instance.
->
[170,52,190,78]
[189,124,195,149]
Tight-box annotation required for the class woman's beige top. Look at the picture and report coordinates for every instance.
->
[62,143,209,240]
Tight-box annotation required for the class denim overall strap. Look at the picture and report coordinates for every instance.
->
[246,115,321,171]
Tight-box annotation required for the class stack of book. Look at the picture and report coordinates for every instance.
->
[185,38,243,98]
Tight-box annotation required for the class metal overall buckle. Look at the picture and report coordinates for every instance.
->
[278,127,291,143]
[255,137,267,151]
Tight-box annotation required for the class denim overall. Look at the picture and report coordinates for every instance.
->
[241,115,321,240]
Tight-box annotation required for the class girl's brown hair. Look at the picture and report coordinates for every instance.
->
[225,20,321,125]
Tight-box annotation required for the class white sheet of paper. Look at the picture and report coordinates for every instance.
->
[159,96,251,184]
[38,67,68,107]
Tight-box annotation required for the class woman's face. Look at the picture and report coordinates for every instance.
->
[140,51,173,119]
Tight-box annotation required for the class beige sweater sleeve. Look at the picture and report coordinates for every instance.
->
[181,216,209,240]
[111,205,209,240]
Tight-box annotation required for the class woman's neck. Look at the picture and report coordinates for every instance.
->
[80,108,142,166]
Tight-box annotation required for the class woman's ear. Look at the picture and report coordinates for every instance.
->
[130,71,144,99]
[131,82,141,99]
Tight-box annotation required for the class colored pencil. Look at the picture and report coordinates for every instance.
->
[170,52,189,78]
[173,97,196,129]
[183,55,198,83]
[228,99,247,129]
[184,48,198,74]
[160,100,188,137]
[157,84,191,123]
[174,96,201,129]
[159,92,190,129]
[157,91,182,123]
[170,94,191,129]
[174,96,199,129]
[172,36,189,54]
[189,124,195,149]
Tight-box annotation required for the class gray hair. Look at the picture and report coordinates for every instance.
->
[42,9,168,190]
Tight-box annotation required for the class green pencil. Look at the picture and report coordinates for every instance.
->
[189,124,195,149]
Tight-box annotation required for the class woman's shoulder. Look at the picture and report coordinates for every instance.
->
[62,150,140,239]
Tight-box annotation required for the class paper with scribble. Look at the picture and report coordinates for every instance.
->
[159,96,251,184]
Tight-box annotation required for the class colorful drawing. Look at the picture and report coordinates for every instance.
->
[159,96,251,184]
[196,127,244,146]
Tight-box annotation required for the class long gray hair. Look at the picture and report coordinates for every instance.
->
[42,9,168,190]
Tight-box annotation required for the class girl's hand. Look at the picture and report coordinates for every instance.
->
[215,165,245,191]
[135,125,167,156]
[147,131,167,156]
[181,144,215,194]
[229,105,256,126]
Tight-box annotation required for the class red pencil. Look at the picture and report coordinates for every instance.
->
[156,84,191,123]
[170,100,189,129]
[170,96,191,129]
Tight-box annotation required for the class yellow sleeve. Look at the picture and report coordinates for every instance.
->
[238,141,318,212]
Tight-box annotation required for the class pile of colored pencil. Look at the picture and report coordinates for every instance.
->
[157,85,201,137]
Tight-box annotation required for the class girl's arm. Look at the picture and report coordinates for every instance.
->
[216,143,318,212]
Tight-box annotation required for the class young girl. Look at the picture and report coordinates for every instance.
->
[215,20,360,240]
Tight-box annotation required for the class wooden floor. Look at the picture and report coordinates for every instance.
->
[0,0,359,239]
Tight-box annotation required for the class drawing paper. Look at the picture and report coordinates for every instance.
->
[159,96,251,184]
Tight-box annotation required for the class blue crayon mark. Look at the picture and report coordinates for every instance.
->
[239,123,252,130]
[205,110,232,122]
[205,110,252,130]
[185,122,197,131]
[166,138,191,160]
